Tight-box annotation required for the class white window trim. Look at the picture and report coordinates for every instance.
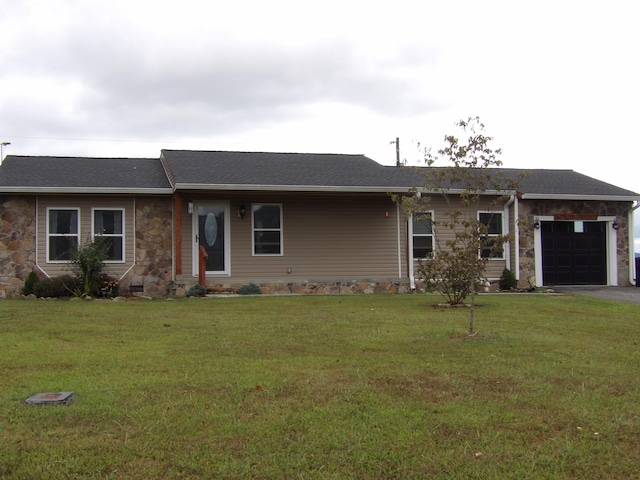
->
[91,208,126,264]
[46,207,80,263]
[252,203,283,256]
[411,210,435,260]
[478,210,505,260]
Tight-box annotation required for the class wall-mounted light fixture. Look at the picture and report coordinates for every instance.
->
[238,203,247,219]
[533,218,541,229]
[187,201,193,214]
[612,219,619,230]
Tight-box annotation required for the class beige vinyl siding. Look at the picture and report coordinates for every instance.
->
[410,195,508,281]
[178,193,406,282]
[36,195,135,279]
[179,196,194,274]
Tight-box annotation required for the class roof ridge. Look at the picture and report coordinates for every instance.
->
[5,155,157,161]
[161,149,365,156]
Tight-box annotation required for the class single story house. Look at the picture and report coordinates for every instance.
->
[0,150,638,297]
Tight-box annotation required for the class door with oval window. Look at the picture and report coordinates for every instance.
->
[193,203,229,275]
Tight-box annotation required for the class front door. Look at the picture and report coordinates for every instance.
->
[193,202,229,275]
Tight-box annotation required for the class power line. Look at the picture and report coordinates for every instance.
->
[0,134,228,145]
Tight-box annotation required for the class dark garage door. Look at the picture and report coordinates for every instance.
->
[541,221,607,285]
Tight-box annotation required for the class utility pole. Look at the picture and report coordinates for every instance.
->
[0,142,10,163]
[390,137,401,166]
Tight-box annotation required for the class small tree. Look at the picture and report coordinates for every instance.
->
[70,237,110,297]
[395,117,519,334]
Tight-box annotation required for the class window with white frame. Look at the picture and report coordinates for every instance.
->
[93,209,124,262]
[478,211,504,259]
[47,208,79,262]
[252,204,282,255]
[412,211,434,259]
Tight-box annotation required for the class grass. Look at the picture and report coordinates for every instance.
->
[0,293,639,479]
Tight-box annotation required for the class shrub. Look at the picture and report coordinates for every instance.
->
[186,284,207,297]
[70,238,109,296]
[32,275,81,298]
[22,270,40,296]
[237,283,262,295]
[499,268,517,290]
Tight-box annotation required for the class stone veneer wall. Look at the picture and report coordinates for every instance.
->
[0,196,36,298]
[518,200,633,287]
[120,196,173,297]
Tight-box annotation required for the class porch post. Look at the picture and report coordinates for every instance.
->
[198,246,208,287]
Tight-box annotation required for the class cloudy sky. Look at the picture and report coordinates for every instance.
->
[1,0,639,245]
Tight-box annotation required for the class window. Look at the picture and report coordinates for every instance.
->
[412,211,434,259]
[93,209,124,262]
[252,204,282,255]
[478,211,504,259]
[47,208,79,261]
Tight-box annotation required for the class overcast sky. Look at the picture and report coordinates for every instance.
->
[1,0,639,246]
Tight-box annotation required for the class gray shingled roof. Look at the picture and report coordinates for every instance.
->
[0,156,172,192]
[506,168,640,197]
[160,150,400,190]
[0,151,637,199]
[397,167,640,198]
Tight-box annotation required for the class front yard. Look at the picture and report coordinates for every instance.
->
[1,294,639,478]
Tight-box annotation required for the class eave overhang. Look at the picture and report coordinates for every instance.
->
[415,187,516,196]
[173,183,412,193]
[0,187,174,195]
[520,193,640,202]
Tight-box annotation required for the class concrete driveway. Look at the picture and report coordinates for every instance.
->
[551,285,640,305]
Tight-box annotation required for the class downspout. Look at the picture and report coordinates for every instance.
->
[629,201,640,285]
[33,196,49,277]
[396,202,403,280]
[119,197,137,282]
[408,191,422,291]
[503,194,519,280]
[407,207,416,290]
[172,193,178,281]
[398,190,422,292]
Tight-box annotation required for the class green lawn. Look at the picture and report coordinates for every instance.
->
[1,294,639,479]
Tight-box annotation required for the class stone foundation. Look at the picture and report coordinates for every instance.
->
[172,280,413,297]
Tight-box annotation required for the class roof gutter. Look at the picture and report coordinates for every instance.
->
[521,193,640,202]
[417,187,515,196]
[504,194,519,280]
[0,187,174,194]
[173,183,413,193]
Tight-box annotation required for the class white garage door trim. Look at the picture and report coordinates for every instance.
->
[534,215,617,286]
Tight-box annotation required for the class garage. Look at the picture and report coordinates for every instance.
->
[541,221,607,285]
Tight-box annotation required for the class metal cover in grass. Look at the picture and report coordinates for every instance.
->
[24,392,75,406]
